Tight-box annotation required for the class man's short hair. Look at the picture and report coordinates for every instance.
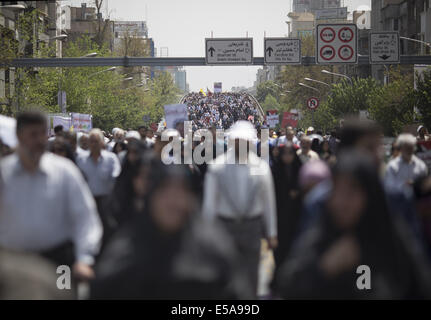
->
[89,128,104,142]
[301,136,312,144]
[63,131,77,143]
[396,133,417,148]
[54,125,64,134]
[338,119,381,150]
[16,111,47,133]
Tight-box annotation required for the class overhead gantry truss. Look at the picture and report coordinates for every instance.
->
[2,55,431,68]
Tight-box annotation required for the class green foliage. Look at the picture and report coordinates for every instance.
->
[4,33,179,131]
[325,77,380,119]
[415,69,431,130]
[297,103,337,132]
[368,68,415,136]
[256,80,280,103]
[261,94,280,112]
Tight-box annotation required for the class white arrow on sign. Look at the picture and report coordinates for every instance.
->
[264,38,301,65]
[205,38,253,65]
[369,32,400,64]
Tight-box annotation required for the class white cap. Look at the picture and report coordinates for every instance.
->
[112,127,120,135]
[228,120,257,141]
[125,130,141,140]
[307,126,315,132]
[417,125,424,133]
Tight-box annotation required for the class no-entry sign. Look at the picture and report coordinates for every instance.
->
[316,24,357,64]
[307,97,319,110]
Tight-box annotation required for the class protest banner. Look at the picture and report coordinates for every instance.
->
[266,110,279,128]
[71,113,92,132]
[281,111,298,128]
[164,104,189,129]
[0,115,17,148]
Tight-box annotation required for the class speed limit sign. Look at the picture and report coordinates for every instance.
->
[307,97,319,110]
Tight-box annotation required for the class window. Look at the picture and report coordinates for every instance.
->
[393,18,399,30]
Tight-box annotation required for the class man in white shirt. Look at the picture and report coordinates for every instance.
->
[385,133,428,190]
[297,136,319,163]
[0,111,102,281]
[106,128,124,152]
[202,120,277,297]
[76,129,121,242]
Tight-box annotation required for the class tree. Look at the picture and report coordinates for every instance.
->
[276,34,332,116]
[415,69,431,130]
[256,81,280,103]
[325,77,380,120]
[92,0,112,50]
[368,68,416,136]
[8,32,179,131]
[261,94,280,112]
[297,103,336,132]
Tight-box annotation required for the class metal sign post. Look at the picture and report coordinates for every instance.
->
[307,97,319,128]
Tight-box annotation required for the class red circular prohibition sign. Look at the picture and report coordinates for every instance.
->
[338,45,354,61]
[320,45,336,61]
[338,27,354,42]
[320,27,336,43]
[307,97,319,110]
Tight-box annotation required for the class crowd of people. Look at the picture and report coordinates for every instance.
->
[183,92,261,130]
[1,97,431,299]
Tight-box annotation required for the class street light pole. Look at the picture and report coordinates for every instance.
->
[400,36,431,54]
[321,69,353,85]
[88,67,116,78]
[304,77,331,87]
[298,82,320,93]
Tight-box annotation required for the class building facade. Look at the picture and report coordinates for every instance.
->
[61,3,114,51]
[1,1,61,111]
[371,0,431,83]
[292,0,341,14]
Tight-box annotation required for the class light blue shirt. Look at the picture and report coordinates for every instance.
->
[385,155,428,190]
[0,152,102,264]
[76,150,121,197]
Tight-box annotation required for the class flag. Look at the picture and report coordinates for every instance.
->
[207,87,213,96]
[199,88,206,96]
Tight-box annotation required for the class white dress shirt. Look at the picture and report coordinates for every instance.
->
[76,150,121,197]
[0,152,102,264]
[385,155,428,189]
[202,150,277,238]
[297,148,319,163]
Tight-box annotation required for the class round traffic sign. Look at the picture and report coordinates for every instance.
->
[338,45,354,60]
[307,97,319,110]
[320,45,335,61]
[338,27,354,42]
[320,27,336,43]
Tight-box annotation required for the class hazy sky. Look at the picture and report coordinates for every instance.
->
[66,0,371,91]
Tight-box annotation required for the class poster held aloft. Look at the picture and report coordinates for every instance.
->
[163,104,189,129]
[266,110,279,128]
[71,113,93,132]
[0,115,18,148]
